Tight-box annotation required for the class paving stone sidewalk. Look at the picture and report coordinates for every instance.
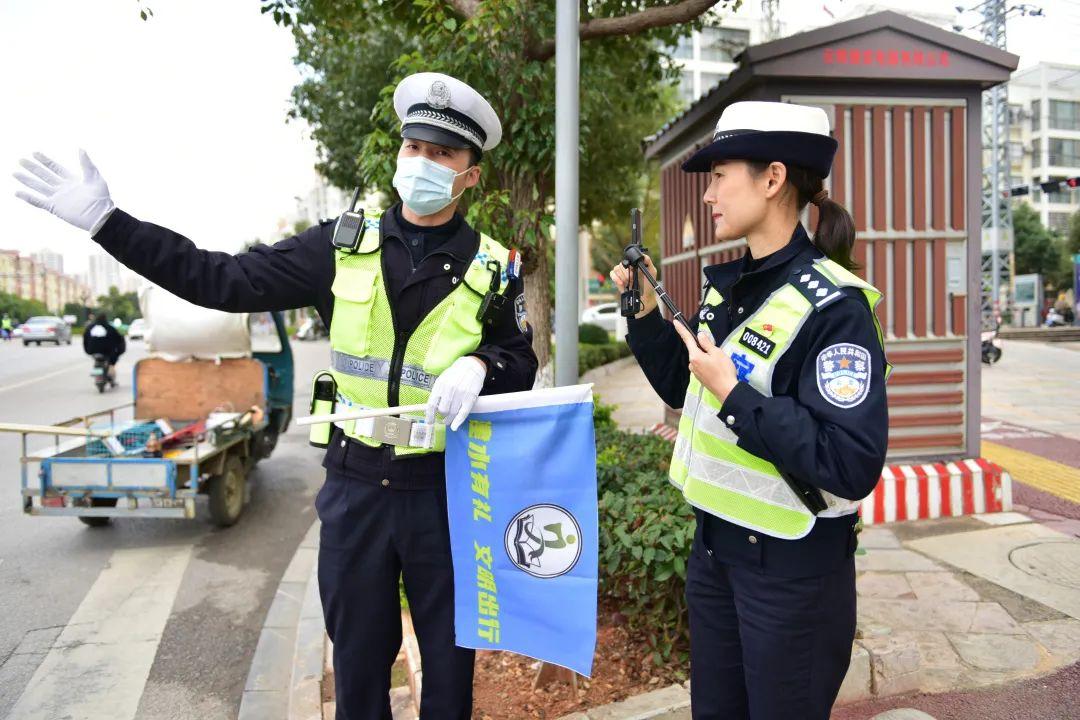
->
[564,358,1080,719]
[555,512,1080,720]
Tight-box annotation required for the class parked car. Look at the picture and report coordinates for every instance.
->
[580,302,620,333]
[127,318,146,341]
[21,316,73,346]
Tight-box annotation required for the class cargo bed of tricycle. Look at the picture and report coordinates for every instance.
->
[19,356,273,527]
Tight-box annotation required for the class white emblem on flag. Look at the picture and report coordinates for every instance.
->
[504,504,582,579]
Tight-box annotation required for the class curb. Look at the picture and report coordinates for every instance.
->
[860,459,1012,524]
[555,683,690,720]
[647,424,1013,523]
[238,520,323,720]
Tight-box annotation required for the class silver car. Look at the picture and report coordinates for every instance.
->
[21,316,73,346]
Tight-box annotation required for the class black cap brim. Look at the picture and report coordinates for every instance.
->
[401,124,481,155]
[682,130,838,178]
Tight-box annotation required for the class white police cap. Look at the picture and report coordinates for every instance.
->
[394,72,502,156]
[682,101,838,178]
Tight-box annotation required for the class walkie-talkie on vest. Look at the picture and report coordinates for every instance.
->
[476,259,507,326]
[621,208,702,350]
[332,187,366,252]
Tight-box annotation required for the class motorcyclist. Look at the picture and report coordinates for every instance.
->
[82,311,126,386]
[1,313,13,341]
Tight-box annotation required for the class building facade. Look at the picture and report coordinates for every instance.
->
[1007,63,1080,233]
[0,249,92,312]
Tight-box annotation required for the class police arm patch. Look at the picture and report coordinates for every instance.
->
[816,343,871,408]
[514,293,528,333]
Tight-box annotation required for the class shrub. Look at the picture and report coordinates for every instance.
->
[593,403,693,665]
[578,342,632,375]
[579,322,611,345]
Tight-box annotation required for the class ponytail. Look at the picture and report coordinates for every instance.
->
[748,161,858,270]
[811,193,857,270]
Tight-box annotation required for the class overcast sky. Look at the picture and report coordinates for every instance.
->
[2,0,1078,277]
[1,0,320,275]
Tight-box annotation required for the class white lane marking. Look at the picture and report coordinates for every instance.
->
[6,544,193,720]
[0,362,87,395]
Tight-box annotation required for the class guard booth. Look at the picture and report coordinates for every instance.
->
[644,11,1017,461]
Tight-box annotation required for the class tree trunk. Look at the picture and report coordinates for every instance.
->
[522,237,552,388]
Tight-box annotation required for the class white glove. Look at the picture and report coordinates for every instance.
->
[13,150,116,234]
[426,356,487,432]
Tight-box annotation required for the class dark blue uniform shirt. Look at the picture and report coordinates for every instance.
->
[92,202,538,489]
[628,224,888,577]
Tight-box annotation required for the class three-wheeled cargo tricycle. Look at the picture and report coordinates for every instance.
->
[10,311,294,527]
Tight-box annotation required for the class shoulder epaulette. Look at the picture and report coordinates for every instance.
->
[789,264,845,310]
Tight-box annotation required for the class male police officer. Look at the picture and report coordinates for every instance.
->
[14,72,538,719]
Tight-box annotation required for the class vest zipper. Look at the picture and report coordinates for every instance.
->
[380,231,407,409]
[388,330,408,407]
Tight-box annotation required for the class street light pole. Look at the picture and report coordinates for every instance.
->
[554,0,580,387]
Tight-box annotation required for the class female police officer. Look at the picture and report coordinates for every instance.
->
[611,101,889,720]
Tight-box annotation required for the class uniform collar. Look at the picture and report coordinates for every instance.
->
[703,223,819,294]
[382,202,478,262]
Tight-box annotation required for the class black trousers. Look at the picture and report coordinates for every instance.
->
[316,468,474,720]
[685,535,857,720]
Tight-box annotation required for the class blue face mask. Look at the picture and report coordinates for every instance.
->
[392,155,472,217]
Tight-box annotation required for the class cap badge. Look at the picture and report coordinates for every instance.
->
[427,81,451,110]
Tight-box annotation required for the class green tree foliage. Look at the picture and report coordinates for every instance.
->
[62,302,91,325]
[1013,203,1070,290]
[263,0,732,369]
[94,286,140,324]
[0,292,49,323]
[1067,209,1080,258]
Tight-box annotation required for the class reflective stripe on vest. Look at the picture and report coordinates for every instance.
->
[326,210,511,456]
[669,256,889,539]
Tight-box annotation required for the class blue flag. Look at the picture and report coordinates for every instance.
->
[445,384,598,677]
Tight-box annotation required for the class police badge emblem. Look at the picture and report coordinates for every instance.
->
[816,343,871,408]
[514,293,528,334]
[427,80,451,109]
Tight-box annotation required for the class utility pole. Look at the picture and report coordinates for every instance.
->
[554,0,580,387]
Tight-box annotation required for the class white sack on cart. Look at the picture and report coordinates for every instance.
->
[138,284,251,361]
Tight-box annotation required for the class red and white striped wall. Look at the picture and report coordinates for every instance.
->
[648,424,1012,523]
[859,458,1012,525]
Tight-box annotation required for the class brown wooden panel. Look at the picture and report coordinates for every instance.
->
[891,107,908,231]
[950,107,965,230]
[888,370,964,386]
[888,391,964,407]
[874,241,888,329]
[893,239,909,338]
[889,433,964,449]
[833,105,847,206]
[852,105,867,233]
[912,107,927,231]
[913,238,928,336]
[889,413,964,428]
[889,349,965,363]
[931,107,947,231]
[135,358,266,422]
[872,106,887,231]
[933,239,947,336]
[952,293,967,337]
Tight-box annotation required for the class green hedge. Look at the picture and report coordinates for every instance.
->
[578,322,611,345]
[578,342,632,375]
[594,403,693,666]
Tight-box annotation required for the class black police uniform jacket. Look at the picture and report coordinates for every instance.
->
[92,203,538,489]
[627,224,889,578]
